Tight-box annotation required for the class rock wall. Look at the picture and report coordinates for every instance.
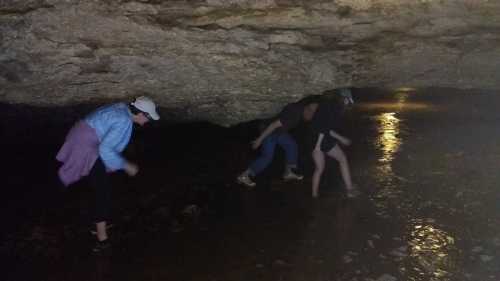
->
[1,0,499,125]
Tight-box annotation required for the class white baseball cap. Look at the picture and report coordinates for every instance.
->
[131,96,160,120]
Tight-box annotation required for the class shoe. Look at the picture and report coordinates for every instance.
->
[92,239,110,253]
[90,223,114,235]
[346,187,361,198]
[283,171,304,181]
[237,174,256,187]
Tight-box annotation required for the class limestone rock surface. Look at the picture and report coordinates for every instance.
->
[1,0,499,125]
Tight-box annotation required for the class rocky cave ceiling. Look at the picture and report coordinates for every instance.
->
[0,0,499,125]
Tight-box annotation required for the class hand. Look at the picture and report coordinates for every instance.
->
[341,137,351,146]
[251,139,262,150]
[124,162,139,177]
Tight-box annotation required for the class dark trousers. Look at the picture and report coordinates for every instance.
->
[88,158,112,223]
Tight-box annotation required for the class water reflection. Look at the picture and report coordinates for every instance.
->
[374,90,407,164]
[404,219,458,281]
[358,88,432,111]
[367,91,462,280]
[375,112,402,163]
[396,87,416,92]
[371,92,407,217]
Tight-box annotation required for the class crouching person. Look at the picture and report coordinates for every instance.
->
[56,96,159,252]
[311,89,359,199]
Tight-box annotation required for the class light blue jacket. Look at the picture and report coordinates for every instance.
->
[84,103,133,171]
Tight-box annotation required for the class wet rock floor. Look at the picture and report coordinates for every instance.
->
[1,88,499,281]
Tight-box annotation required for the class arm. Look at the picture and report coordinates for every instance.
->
[329,130,351,146]
[252,120,282,149]
[99,125,125,171]
[314,133,325,151]
[99,124,138,176]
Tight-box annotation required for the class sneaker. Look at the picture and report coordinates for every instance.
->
[346,187,361,198]
[92,239,110,253]
[237,174,256,187]
[283,171,304,181]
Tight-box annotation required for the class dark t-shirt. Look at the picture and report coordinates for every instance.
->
[312,101,342,135]
[278,102,305,131]
[259,102,305,134]
[312,101,343,152]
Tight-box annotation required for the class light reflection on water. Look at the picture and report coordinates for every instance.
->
[371,109,405,210]
[375,112,402,164]
[370,92,420,218]
[403,219,458,281]
[367,91,460,280]
[373,91,408,169]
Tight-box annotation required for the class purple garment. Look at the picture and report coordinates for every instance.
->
[56,121,100,186]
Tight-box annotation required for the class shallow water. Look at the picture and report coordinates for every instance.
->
[2,88,499,281]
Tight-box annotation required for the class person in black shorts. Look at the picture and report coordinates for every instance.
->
[311,88,359,198]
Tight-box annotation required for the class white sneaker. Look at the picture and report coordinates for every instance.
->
[237,174,256,187]
[283,171,304,181]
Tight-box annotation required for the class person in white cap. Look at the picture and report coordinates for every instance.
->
[310,88,359,199]
[56,96,159,252]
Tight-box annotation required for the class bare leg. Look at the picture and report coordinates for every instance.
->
[312,148,325,198]
[327,145,353,191]
[96,221,108,242]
